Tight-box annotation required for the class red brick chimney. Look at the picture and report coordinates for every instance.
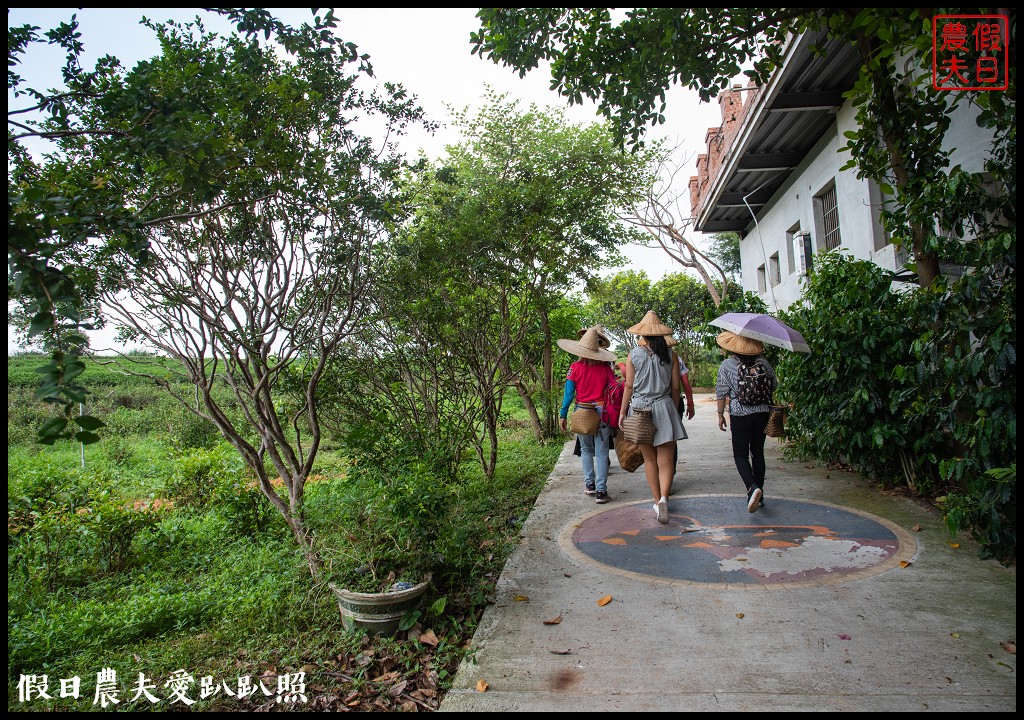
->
[720,87,743,150]
[694,152,709,217]
[690,85,748,219]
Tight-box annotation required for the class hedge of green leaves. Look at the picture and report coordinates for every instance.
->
[777,250,1015,563]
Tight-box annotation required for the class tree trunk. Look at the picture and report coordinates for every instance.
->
[515,381,545,441]
[540,312,558,437]
[911,224,940,288]
[852,23,941,289]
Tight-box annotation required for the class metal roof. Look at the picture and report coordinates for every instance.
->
[694,30,864,235]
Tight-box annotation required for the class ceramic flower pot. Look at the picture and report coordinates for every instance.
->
[328,575,431,636]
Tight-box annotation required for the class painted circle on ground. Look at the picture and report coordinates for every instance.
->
[559,494,917,588]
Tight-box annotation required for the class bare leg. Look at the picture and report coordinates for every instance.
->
[657,443,675,500]
[640,444,660,503]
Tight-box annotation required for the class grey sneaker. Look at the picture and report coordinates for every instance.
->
[594,491,610,504]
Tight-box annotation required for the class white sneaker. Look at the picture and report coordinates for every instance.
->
[747,487,763,513]
[657,499,669,524]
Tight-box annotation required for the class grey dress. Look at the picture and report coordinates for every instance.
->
[627,346,685,446]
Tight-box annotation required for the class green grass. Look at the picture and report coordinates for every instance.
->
[8,356,564,711]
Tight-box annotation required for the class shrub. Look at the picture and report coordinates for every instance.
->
[942,465,1016,563]
[781,250,1016,563]
[164,444,245,509]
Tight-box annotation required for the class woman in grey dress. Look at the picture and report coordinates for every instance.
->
[618,311,685,524]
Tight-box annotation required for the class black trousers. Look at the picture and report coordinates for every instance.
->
[729,411,769,495]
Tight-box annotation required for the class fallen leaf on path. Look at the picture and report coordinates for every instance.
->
[1000,640,1015,654]
[543,614,562,625]
[837,634,851,640]
[950,632,960,638]
[596,595,612,606]
[947,542,960,548]
[899,560,912,568]
[475,679,488,692]
[736,613,745,619]
[513,595,529,602]
[548,648,572,655]
[418,629,439,646]
[913,524,922,532]
[386,680,408,697]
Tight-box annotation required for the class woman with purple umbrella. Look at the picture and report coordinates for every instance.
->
[714,331,778,513]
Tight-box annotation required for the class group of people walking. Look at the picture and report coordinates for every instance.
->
[558,310,777,522]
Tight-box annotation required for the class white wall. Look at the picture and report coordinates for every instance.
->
[740,96,992,310]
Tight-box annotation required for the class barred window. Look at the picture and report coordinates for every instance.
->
[818,185,841,251]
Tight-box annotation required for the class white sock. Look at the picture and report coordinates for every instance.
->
[659,496,668,504]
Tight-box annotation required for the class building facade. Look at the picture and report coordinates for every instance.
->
[689,30,993,310]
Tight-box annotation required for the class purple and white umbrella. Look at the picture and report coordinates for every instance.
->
[710,313,811,353]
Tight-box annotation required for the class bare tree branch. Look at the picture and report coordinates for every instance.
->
[620,146,730,306]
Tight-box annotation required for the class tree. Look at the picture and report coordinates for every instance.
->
[21,13,430,580]
[470,8,1012,289]
[618,146,732,306]
[383,92,654,460]
[8,8,386,445]
[653,272,716,372]
[584,270,654,351]
[708,232,741,282]
[471,9,797,147]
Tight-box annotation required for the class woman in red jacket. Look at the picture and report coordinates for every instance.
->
[558,325,617,504]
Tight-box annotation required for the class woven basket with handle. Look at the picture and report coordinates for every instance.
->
[764,405,787,438]
[570,403,601,435]
[620,407,654,445]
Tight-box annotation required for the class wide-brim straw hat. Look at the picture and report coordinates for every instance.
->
[557,326,617,362]
[627,310,674,336]
[716,330,764,356]
[577,324,611,349]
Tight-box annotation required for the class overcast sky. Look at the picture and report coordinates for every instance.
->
[9,7,728,352]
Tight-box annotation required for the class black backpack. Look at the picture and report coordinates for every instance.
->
[736,359,773,406]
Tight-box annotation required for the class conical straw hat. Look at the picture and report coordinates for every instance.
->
[715,330,764,356]
[627,310,673,336]
[577,324,611,349]
[557,326,617,362]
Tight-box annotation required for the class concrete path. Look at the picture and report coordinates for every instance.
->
[438,394,1016,712]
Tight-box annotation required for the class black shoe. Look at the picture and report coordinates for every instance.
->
[594,491,610,504]
[584,483,597,496]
